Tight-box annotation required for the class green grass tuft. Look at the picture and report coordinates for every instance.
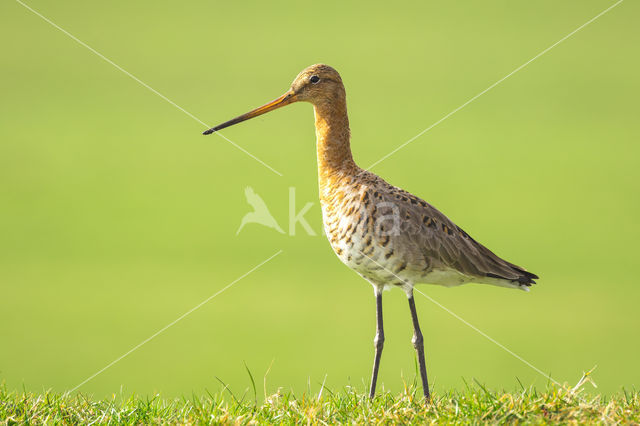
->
[1,381,638,424]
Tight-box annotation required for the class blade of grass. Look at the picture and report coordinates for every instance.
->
[244,361,257,408]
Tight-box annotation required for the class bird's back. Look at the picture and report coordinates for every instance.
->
[321,168,538,291]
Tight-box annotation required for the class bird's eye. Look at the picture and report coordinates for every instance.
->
[310,75,320,84]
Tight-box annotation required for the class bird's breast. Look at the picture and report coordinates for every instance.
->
[320,183,416,287]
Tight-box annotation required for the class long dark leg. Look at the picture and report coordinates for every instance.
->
[368,289,385,399]
[407,290,430,401]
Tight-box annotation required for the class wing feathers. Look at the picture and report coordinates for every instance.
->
[371,185,538,288]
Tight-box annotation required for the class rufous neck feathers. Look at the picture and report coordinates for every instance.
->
[314,94,356,183]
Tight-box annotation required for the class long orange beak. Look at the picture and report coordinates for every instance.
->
[202,91,296,135]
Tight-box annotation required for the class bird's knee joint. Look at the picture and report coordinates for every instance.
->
[412,332,423,348]
[374,334,385,350]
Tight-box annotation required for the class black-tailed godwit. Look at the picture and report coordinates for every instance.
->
[203,64,538,401]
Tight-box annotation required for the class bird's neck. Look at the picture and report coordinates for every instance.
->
[314,98,357,192]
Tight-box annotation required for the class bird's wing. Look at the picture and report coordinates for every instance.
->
[370,183,537,286]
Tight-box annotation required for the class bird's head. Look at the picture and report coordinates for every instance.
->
[203,64,344,135]
[289,64,345,104]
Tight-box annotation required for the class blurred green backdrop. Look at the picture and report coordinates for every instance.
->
[1,0,638,399]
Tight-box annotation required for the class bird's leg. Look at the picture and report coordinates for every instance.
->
[368,288,385,399]
[407,290,430,401]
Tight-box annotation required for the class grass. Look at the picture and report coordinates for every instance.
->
[2,376,639,424]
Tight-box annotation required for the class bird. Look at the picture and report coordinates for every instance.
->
[236,186,285,235]
[203,64,538,401]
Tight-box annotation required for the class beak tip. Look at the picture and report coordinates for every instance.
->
[203,128,215,135]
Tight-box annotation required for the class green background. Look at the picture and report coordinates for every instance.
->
[1,0,638,399]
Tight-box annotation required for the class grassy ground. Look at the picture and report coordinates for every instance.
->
[2,379,639,424]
